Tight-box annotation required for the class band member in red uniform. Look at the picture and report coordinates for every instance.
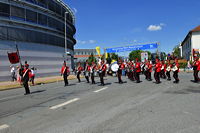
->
[154,58,162,84]
[61,61,70,86]
[117,60,125,84]
[129,61,135,81]
[90,61,97,84]
[160,60,167,79]
[135,58,141,83]
[84,60,91,83]
[166,60,172,81]
[192,56,200,82]
[22,64,31,95]
[147,60,153,81]
[76,62,83,82]
[172,58,180,83]
[99,60,107,86]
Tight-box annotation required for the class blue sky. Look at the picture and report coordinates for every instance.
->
[65,0,200,54]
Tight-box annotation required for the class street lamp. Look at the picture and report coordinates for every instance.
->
[65,12,70,55]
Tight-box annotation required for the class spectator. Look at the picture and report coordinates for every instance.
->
[30,67,37,86]
[10,65,17,82]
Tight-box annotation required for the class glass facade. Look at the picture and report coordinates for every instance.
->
[0,0,76,50]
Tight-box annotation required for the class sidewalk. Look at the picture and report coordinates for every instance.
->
[0,75,78,91]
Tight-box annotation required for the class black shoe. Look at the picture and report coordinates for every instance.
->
[24,93,30,95]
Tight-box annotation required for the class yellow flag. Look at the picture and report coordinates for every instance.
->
[96,46,101,57]
[105,53,108,59]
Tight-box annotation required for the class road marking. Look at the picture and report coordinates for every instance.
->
[0,95,22,101]
[50,98,80,110]
[94,87,108,93]
[0,124,9,130]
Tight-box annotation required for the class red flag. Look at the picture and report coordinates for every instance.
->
[8,52,19,64]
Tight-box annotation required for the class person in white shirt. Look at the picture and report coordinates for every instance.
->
[10,66,17,81]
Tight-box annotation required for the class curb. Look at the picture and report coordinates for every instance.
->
[0,75,82,91]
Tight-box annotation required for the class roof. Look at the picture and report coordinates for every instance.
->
[181,25,200,46]
[190,25,200,32]
[74,49,96,52]
[74,55,100,58]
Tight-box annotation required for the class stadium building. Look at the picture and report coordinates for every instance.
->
[0,0,76,81]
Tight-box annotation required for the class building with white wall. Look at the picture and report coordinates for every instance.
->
[180,25,200,61]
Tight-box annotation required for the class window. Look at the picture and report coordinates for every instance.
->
[11,6,25,20]
[26,9,37,23]
[38,13,47,25]
[0,2,10,17]
[48,0,56,12]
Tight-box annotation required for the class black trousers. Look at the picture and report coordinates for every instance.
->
[154,72,160,83]
[135,72,140,82]
[77,72,81,82]
[166,71,171,80]
[99,72,105,85]
[117,71,123,83]
[23,80,30,94]
[91,73,95,84]
[173,71,179,82]
[144,70,148,79]
[193,70,199,82]
[63,74,68,86]
[147,71,152,80]
[85,76,89,83]
[160,70,166,79]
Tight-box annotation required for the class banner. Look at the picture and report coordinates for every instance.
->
[141,52,148,62]
[96,46,101,57]
[106,43,158,53]
[7,52,20,64]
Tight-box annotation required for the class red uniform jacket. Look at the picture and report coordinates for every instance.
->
[135,62,141,73]
[155,63,162,72]
[61,66,70,75]
[119,64,125,70]
[100,64,107,72]
[196,61,200,71]
[85,65,91,71]
[91,65,97,71]
[77,66,83,72]
[148,64,153,72]
[175,63,180,72]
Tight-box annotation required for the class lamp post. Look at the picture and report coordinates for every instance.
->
[65,12,68,54]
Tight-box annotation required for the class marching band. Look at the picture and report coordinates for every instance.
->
[60,57,200,87]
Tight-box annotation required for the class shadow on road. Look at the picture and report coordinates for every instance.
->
[31,90,46,94]
[164,86,200,95]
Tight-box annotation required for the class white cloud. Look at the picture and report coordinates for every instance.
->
[147,23,166,31]
[77,40,96,45]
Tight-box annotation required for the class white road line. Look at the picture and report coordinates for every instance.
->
[94,87,108,93]
[0,95,22,101]
[50,98,80,110]
[0,124,9,130]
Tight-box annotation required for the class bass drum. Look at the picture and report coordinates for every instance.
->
[111,64,119,72]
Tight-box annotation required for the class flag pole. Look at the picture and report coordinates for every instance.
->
[16,44,22,67]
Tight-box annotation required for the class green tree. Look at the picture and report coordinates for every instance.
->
[129,50,152,61]
[129,50,142,61]
[173,45,180,58]
[111,53,119,61]
[88,53,96,64]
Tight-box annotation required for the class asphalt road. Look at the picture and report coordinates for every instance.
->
[0,73,200,133]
